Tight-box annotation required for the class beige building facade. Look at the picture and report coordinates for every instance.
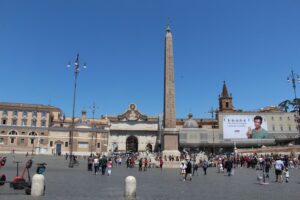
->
[1,101,299,155]
[0,103,109,155]
[108,104,159,153]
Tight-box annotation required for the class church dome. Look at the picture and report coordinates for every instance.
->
[183,113,198,128]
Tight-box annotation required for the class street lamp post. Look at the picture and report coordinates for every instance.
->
[67,54,86,168]
[90,134,94,155]
[287,70,300,144]
[287,70,300,99]
[208,107,217,155]
[31,137,35,156]
[89,102,99,155]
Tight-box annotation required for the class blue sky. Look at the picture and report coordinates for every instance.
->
[0,0,300,118]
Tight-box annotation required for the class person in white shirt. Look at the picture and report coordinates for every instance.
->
[180,161,187,181]
[274,157,284,183]
[284,168,289,183]
[93,157,100,175]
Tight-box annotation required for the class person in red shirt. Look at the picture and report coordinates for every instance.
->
[144,158,148,171]
[159,157,164,170]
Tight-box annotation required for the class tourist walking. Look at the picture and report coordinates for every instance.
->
[118,157,122,166]
[144,158,148,171]
[185,160,192,181]
[126,157,130,168]
[93,156,99,175]
[225,157,233,176]
[148,158,152,169]
[88,154,93,171]
[100,156,108,175]
[192,162,198,176]
[202,159,208,175]
[139,158,143,171]
[274,157,284,183]
[284,168,289,183]
[159,157,164,170]
[65,153,68,160]
[217,159,224,173]
[264,158,271,178]
[107,158,113,176]
[180,161,187,181]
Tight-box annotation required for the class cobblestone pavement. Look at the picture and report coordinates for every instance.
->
[0,154,300,200]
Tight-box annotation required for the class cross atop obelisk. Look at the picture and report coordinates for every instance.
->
[163,24,176,129]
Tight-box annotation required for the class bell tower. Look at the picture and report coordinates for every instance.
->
[219,81,234,112]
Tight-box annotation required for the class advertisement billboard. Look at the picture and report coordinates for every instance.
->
[223,115,268,139]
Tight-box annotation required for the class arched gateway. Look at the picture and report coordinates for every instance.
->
[126,136,138,152]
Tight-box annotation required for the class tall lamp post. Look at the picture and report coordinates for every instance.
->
[208,107,217,155]
[287,70,300,144]
[67,54,87,168]
[89,102,99,154]
[287,70,300,99]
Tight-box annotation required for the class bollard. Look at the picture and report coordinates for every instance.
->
[124,176,136,200]
[31,174,45,196]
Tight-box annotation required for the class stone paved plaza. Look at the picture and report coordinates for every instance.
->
[0,154,300,200]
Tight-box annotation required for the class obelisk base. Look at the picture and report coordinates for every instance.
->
[162,128,181,168]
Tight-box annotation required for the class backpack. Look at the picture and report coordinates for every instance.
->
[187,162,192,169]
[203,161,208,168]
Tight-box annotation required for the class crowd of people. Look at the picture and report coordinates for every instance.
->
[78,151,300,185]
[86,153,113,176]
[178,153,300,183]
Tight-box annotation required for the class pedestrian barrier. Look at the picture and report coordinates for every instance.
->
[31,174,45,196]
[124,176,136,200]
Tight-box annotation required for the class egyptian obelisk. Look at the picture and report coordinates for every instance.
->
[162,24,180,165]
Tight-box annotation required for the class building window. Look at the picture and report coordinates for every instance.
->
[0,138,3,144]
[40,139,44,145]
[50,141,53,147]
[1,119,7,125]
[31,119,37,127]
[1,131,5,134]
[23,111,28,118]
[41,120,46,127]
[280,125,283,131]
[279,117,282,121]
[29,132,37,145]
[21,132,25,135]
[287,116,290,121]
[20,138,25,144]
[12,119,17,126]
[29,132,37,136]
[272,125,275,131]
[13,110,18,117]
[32,111,37,118]
[271,116,274,120]
[288,125,291,131]
[8,130,18,136]
[41,132,45,135]
[65,142,68,147]
[22,119,27,126]
[226,102,229,108]
[42,112,47,118]
[97,143,100,148]
[78,142,88,148]
[2,110,8,116]
[8,131,18,144]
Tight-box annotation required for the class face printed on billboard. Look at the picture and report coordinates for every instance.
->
[223,115,268,139]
